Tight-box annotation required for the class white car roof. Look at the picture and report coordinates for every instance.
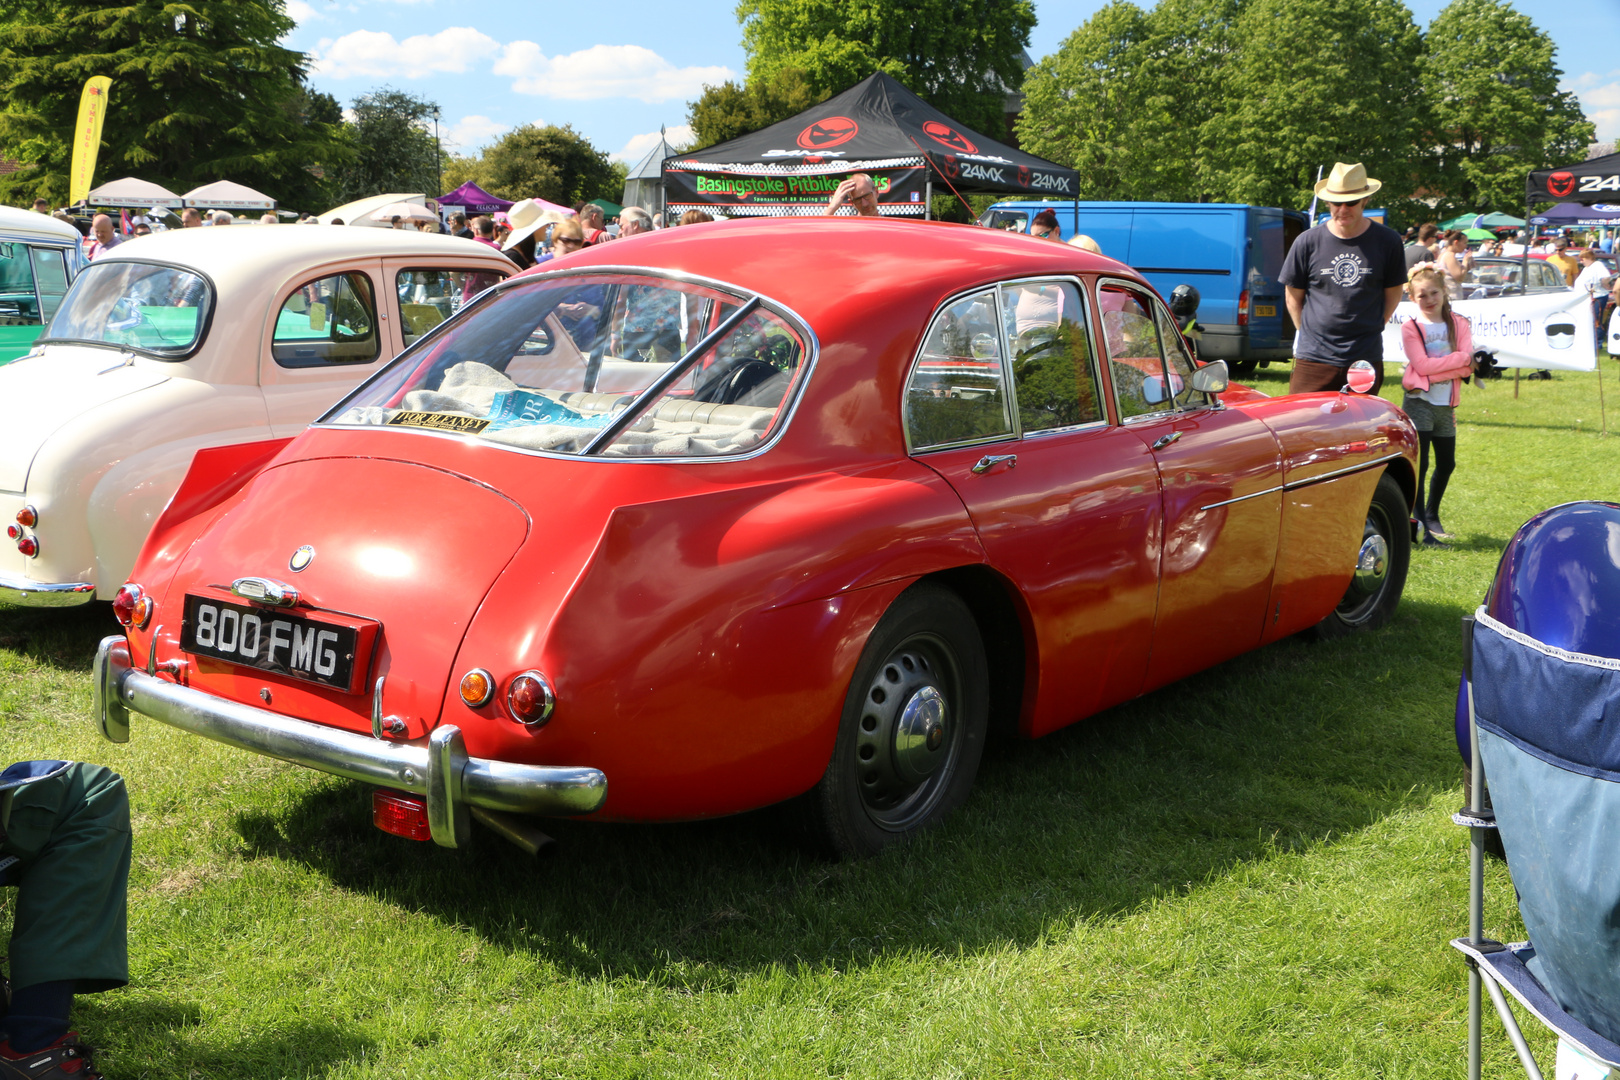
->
[0,205,82,244]
[92,226,508,289]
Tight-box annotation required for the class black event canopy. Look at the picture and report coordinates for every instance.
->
[1527,151,1620,205]
[663,72,1078,218]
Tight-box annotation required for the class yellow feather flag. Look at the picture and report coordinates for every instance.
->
[68,76,113,206]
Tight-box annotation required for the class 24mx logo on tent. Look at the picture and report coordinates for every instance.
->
[922,121,977,154]
[798,117,859,150]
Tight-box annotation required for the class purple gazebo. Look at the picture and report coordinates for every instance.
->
[437,182,513,215]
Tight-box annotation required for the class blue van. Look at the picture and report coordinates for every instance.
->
[978,201,1309,374]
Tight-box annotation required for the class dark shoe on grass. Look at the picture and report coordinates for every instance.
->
[1425,514,1454,541]
[0,1033,102,1079]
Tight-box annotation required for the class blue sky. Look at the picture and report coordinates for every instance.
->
[283,0,1620,171]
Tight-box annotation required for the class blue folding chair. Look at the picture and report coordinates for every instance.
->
[1455,501,1620,1080]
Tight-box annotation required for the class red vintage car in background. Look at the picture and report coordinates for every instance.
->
[93,218,1418,858]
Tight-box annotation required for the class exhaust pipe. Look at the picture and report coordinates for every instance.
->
[471,806,556,857]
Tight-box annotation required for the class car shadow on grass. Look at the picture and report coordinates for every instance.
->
[0,602,119,673]
[75,996,373,1078]
[226,595,1472,984]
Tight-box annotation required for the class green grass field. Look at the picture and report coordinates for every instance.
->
[3,359,1618,1078]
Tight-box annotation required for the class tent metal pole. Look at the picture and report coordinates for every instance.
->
[925,177,932,221]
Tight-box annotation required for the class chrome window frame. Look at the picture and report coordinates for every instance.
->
[36,257,217,362]
[313,264,821,467]
[997,274,1111,443]
[1094,275,1178,425]
[901,284,1017,456]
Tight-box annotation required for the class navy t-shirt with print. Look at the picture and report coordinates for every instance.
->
[1281,222,1407,365]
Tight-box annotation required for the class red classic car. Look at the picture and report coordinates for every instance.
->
[93,218,1418,857]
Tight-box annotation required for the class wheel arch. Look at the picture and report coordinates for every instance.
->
[919,564,1033,741]
[1382,456,1417,515]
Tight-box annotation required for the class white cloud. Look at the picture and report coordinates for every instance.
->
[286,0,324,22]
[612,125,694,163]
[1566,71,1620,141]
[443,114,510,153]
[312,27,500,79]
[494,42,732,103]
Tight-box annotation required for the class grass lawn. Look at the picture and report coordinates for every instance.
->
[3,358,1618,1078]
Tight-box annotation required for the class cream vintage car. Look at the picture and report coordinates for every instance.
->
[0,226,510,607]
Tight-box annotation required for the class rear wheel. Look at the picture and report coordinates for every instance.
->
[1227,358,1258,378]
[805,583,988,858]
[1307,472,1410,640]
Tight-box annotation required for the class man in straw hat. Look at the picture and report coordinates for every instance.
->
[1280,162,1407,394]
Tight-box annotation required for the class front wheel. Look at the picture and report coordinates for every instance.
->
[1306,472,1411,640]
[804,582,989,858]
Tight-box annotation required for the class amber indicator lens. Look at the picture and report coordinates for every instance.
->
[131,594,154,630]
[15,506,36,528]
[372,789,432,841]
[112,584,142,627]
[15,536,38,558]
[459,669,493,708]
[507,672,554,726]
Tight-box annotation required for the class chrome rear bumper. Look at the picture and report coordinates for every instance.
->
[0,572,96,607]
[93,636,607,848]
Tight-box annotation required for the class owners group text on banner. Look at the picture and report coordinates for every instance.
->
[1382,288,1597,372]
[69,76,112,207]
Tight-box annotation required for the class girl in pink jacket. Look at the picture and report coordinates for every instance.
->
[1401,266,1473,544]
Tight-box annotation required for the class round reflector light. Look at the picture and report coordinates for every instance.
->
[112,584,142,628]
[15,536,38,558]
[459,668,494,708]
[15,506,36,528]
[507,671,555,726]
[4,525,19,540]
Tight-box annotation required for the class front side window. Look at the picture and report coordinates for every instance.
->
[326,273,809,459]
[1155,301,1212,410]
[396,266,507,347]
[1098,283,1174,421]
[905,289,1013,451]
[1001,281,1103,433]
[30,247,70,324]
[273,272,379,367]
[42,261,210,357]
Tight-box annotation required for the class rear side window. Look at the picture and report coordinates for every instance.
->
[273,272,379,367]
[1001,281,1103,433]
[397,266,506,347]
[905,289,1013,450]
[30,247,70,324]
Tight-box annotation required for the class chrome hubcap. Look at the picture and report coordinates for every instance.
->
[1351,533,1389,596]
[854,641,959,824]
[893,685,949,784]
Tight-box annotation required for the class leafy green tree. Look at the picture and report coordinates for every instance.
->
[1421,0,1594,215]
[481,124,617,206]
[736,0,1036,135]
[0,0,350,209]
[687,68,826,150]
[331,88,442,203]
[1204,0,1427,213]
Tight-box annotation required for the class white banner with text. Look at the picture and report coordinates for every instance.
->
[1382,288,1597,372]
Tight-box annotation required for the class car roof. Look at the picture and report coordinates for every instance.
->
[0,205,82,244]
[93,226,509,286]
[551,216,1139,323]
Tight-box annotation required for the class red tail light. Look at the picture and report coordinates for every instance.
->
[372,790,432,841]
[1238,289,1250,327]
[507,671,555,726]
[112,584,143,627]
[16,536,38,558]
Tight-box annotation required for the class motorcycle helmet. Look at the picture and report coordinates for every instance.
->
[1169,284,1200,320]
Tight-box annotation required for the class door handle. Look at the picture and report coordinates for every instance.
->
[1150,431,1182,451]
[971,453,1018,474]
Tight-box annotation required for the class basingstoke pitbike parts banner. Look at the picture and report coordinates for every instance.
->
[1382,288,1597,372]
[663,158,931,217]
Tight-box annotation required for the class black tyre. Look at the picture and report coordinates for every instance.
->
[805,582,989,858]
[1307,472,1410,640]
[1227,358,1258,378]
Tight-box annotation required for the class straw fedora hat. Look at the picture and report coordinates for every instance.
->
[1313,161,1382,203]
[502,198,568,250]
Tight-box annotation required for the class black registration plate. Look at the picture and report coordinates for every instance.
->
[181,595,374,692]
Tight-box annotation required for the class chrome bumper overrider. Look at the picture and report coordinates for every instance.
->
[0,572,96,607]
[92,636,607,848]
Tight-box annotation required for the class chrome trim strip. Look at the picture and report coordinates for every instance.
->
[93,637,608,846]
[1282,452,1403,491]
[0,573,96,608]
[1200,485,1283,511]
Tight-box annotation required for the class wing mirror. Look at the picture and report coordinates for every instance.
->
[1343,359,1377,394]
[1188,360,1229,395]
